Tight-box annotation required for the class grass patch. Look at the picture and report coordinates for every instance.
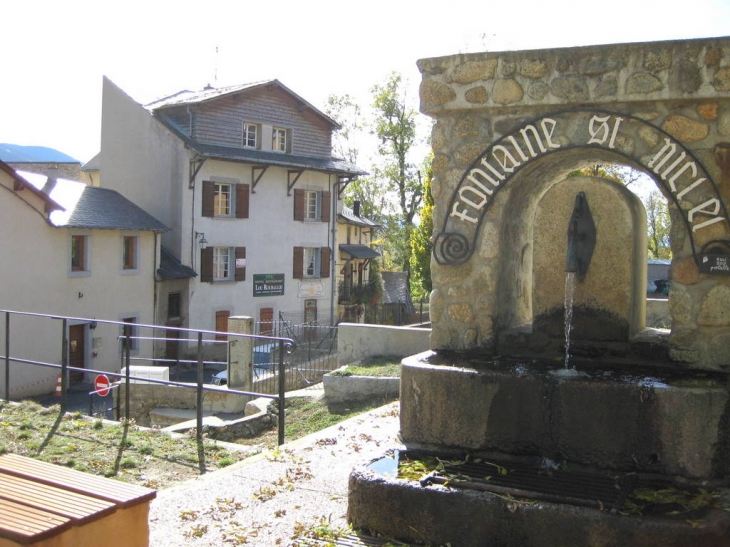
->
[0,400,251,489]
[332,356,402,378]
[0,392,391,490]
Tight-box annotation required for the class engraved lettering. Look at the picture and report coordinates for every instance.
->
[451,202,478,224]
[541,118,561,149]
[519,125,547,157]
[492,145,521,173]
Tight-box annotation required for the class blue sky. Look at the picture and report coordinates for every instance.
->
[2,0,729,164]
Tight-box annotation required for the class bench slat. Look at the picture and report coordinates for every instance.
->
[0,472,116,524]
[0,453,156,507]
[0,498,71,544]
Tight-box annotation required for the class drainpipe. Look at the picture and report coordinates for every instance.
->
[329,176,336,326]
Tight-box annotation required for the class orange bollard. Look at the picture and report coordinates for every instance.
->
[53,374,63,396]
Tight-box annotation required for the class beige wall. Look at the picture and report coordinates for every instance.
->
[0,170,158,398]
[337,323,431,365]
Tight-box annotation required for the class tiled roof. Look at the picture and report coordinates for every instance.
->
[158,247,197,280]
[17,170,168,232]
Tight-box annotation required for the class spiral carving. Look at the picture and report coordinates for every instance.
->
[436,232,470,265]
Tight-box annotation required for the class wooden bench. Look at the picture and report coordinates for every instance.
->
[0,454,156,547]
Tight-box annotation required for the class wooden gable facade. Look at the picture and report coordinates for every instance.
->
[157,83,335,158]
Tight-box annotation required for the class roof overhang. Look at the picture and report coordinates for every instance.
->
[339,244,380,259]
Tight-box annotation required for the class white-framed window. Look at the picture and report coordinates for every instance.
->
[305,190,319,221]
[243,122,258,148]
[69,234,90,276]
[213,183,232,216]
[304,247,320,278]
[121,235,138,272]
[272,127,287,152]
[214,247,233,281]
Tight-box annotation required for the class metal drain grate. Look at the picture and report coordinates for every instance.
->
[299,534,414,546]
[421,458,636,511]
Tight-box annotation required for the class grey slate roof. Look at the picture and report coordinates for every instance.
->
[339,244,380,259]
[16,169,168,232]
[338,206,380,228]
[187,141,366,177]
[146,80,341,129]
[64,186,169,231]
[158,247,197,280]
[380,272,414,312]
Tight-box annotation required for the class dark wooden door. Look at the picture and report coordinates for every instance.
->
[259,308,274,336]
[69,324,85,383]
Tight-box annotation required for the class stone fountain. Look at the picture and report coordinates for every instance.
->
[348,37,730,546]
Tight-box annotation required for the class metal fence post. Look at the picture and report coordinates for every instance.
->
[278,340,285,446]
[60,319,68,412]
[124,334,131,421]
[4,312,9,402]
[196,331,204,442]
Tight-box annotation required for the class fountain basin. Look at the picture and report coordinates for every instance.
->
[400,351,730,480]
[348,459,730,547]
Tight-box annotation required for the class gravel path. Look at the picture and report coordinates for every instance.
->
[148,401,401,546]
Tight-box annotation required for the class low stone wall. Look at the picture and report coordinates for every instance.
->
[115,383,250,427]
[338,323,431,366]
[323,367,400,404]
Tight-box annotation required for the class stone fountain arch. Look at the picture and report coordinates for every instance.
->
[422,38,730,370]
[349,38,730,547]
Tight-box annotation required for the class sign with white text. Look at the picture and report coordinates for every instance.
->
[253,274,285,296]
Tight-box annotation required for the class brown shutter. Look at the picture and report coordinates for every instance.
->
[236,184,249,219]
[235,247,246,281]
[202,181,215,217]
[293,189,305,221]
[293,247,304,279]
[321,191,331,223]
[320,247,331,278]
[200,247,214,282]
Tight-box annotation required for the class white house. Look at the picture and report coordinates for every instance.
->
[98,78,366,359]
[336,201,381,322]
[0,161,168,398]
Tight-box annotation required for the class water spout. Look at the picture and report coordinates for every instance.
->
[565,192,596,282]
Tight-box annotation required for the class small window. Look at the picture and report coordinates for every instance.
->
[202,181,249,219]
[243,122,258,148]
[71,235,88,272]
[272,127,287,152]
[305,191,319,221]
[214,183,232,216]
[122,236,138,270]
[304,248,320,278]
[168,293,181,319]
[213,247,233,281]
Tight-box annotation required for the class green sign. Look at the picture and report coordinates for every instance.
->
[253,274,285,296]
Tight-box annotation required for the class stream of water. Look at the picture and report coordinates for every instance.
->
[564,272,576,369]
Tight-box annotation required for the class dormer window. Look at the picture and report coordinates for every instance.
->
[243,122,258,148]
[272,127,287,152]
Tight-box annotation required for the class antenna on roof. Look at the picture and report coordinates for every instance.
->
[213,44,219,87]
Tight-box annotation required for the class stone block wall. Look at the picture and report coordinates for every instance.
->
[419,37,730,369]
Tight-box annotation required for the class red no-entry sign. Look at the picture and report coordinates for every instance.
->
[94,374,111,397]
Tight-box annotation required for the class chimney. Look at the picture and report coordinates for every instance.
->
[353,200,361,217]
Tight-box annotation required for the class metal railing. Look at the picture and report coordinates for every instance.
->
[0,309,297,445]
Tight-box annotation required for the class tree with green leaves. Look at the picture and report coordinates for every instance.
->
[409,155,434,299]
[370,72,424,284]
[644,190,671,259]
[325,93,363,166]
